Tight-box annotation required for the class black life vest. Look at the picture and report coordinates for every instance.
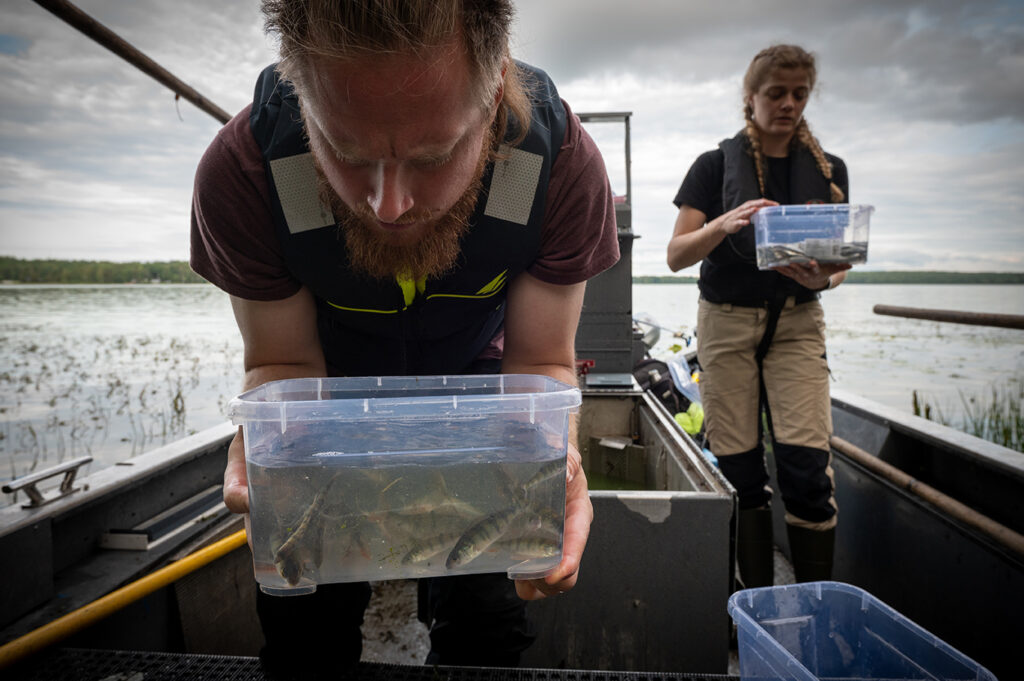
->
[700,131,834,306]
[249,62,566,377]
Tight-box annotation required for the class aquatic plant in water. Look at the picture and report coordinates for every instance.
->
[1,332,242,505]
[913,382,1024,453]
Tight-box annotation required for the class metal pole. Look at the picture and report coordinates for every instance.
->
[873,304,1024,330]
[623,114,632,207]
[830,436,1024,560]
[32,0,231,125]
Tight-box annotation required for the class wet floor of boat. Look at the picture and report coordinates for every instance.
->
[360,549,795,675]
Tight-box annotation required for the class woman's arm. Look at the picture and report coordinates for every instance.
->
[666,199,778,271]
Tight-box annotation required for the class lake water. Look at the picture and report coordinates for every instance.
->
[0,284,243,489]
[2,283,1022,502]
[633,283,1024,416]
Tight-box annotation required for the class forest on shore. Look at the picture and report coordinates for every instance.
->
[635,272,1024,284]
[0,257,205,284]
[1,256,1022,285]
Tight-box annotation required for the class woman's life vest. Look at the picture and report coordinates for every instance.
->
[700,132,835,306]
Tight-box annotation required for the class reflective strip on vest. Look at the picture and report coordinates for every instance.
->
[269,153,334,234]
[484,146,544,226]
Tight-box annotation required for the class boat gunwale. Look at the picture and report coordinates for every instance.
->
[0,422,236,538]
[830,387,1024,479]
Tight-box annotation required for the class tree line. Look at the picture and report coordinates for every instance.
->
[1,256,1021,285]
[0,257,206,284]
[634,271,1024,285]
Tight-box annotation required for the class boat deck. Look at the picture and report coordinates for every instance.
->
[10,648,740,681]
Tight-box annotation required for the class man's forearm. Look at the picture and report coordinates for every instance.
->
[241,361,326,391]
[501,358,579,447]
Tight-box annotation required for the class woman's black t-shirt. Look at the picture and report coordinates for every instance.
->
[673,148,848,305]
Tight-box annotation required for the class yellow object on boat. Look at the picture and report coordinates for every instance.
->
[674,402,704,435]
[0,528,248,670]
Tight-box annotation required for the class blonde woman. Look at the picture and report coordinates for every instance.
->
[667,45,851,588]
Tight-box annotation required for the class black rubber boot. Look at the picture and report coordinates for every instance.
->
[787,525,835,583]
[736,507,774,589]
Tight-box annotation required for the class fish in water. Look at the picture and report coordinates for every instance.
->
[376,470,483,519]
[520,502,564,535]
[522,459,565,492]
[758,241,868,268]
[493,535,561,559]
[273,473,341,586]
[401,530,463,565]
[445,504,523,569]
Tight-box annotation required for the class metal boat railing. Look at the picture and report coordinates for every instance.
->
[874,303,1024,330]
[2,457,93,509]
[830,435,1024,559]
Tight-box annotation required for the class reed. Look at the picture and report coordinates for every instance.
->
[913,383,1024,453]
[2,332,242,497]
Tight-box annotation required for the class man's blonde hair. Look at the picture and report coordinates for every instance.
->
[262,0,531,146]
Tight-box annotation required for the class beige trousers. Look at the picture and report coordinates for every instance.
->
[697,297,836,530]
[697,296,832,453]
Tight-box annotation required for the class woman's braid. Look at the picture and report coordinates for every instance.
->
[743,108,767,197]
[795,119,845,202]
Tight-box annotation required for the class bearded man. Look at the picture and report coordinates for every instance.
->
[190,1,618,677]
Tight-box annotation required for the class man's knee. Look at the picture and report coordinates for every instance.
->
[421,573,535,666]
[257,581,372,678]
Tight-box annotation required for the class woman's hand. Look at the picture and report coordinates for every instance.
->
[774,261,851,290]
[515,443,592,600]
[714,198,778,235]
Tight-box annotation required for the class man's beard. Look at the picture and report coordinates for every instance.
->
[314,131,493,282]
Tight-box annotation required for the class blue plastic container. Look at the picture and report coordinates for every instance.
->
[728,581,996,681]
[752,203,873,270]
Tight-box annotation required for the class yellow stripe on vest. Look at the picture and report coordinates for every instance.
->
[396,273,427,307]
[326,271,505,311]
[325,300,402,314]
[426,270,508,301]
[475,270,508,295]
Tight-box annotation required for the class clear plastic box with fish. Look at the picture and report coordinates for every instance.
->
[228,374,580,596]
[752,203,873,270]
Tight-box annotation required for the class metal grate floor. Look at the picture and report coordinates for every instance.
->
[9,648,740,681]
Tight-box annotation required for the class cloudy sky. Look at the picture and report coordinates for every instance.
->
[2,0,1023,276]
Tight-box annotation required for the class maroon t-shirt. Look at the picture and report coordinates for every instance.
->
[190,99,619,357]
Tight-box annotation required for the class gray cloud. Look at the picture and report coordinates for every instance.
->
[514,0,1024,124]
[1,0,1022,273]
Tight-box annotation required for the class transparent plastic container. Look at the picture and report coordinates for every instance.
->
[728,581,997,681]
[752,204,873,270]
[228,374,580,596]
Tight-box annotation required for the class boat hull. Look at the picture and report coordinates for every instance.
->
[766,388,1023,680]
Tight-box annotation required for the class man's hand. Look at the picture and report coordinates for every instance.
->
[224,288,325,516]
[223,427,250,514]
[515,443,592,600]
